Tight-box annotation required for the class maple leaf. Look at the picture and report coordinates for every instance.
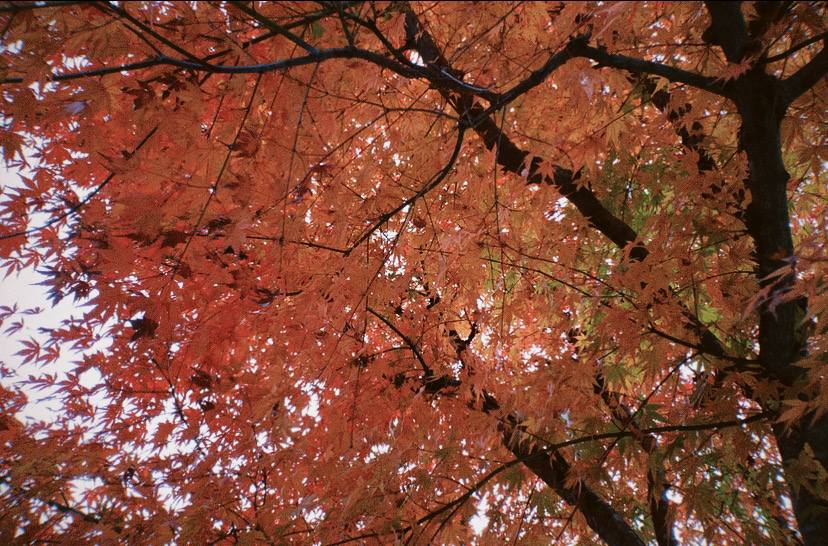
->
[716,60,753,82]
[1,2,827,545]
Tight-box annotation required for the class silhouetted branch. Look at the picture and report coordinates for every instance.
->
[782,42,828,103]
[567,42,727,97]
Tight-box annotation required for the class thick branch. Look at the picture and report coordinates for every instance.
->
[508,442,647,546]
[567,42,727,97]
[463,102,646,258]
[702,1,753,63]
[782,42,828,104]
[403,12,663,545]
[505,411,769,545]
[405,11,746,373]
[503,412,770,545]
[637,76,719,174]
[410,22,645,254]
[401,14,671,262]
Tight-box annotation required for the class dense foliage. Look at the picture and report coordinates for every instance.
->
[1,2,827,544]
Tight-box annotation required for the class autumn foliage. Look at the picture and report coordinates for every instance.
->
[2,1,828,544]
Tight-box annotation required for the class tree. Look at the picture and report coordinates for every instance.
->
[1,1,827,543]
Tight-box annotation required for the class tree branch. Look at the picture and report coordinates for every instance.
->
[229,1,319,54]
[0,48,418,83]
[506,439,647,546]
[403,12,655,545]
[547,411,772,449]
[567,42,727,97]
[702,1,753,64]
[465,101,647,257]
[765,32,828,64]
[781,41,828,104]
[404,10,745,376]
[98,2,215,69]
[0,125,159,241]
[473,39,582,118]
[593,374,678,546]
[366,306,432,378]
[402,410,767,546]
[0,47,501,103]
[46,498,102,525]
[0,475,103,526]
[401,12,646,256]
[500,410,768,546]
[345,125,467,255]
[704,3,828,540]
[1,58,168,84]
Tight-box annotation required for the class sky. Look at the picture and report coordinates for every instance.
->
[0,165,89,423]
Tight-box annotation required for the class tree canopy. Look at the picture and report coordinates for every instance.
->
[1,1,828,544]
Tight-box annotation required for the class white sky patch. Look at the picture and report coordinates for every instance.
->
[469,491,490,534]
[0,162,112,423]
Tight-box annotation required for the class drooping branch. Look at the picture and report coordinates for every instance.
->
[634,76,719,173]
[498,411,771,544]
